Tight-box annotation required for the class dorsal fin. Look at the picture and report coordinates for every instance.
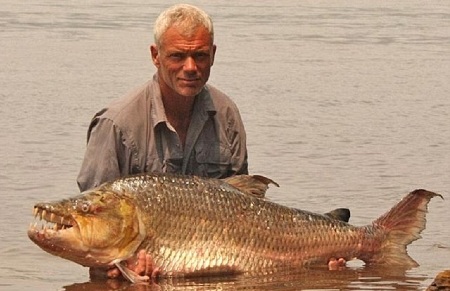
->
[223,175,279,198]
[324,208,351,222]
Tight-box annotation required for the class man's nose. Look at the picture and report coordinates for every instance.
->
[183,56,197,71]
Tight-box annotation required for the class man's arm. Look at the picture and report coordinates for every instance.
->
[77,118,125,192]
[230,130,248,175]
[228,108,249,176]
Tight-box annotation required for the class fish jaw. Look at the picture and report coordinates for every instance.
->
[28,210,89,262]
[28,189,146,268]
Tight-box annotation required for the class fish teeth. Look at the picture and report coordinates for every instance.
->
[42,210,47,221]
[50,213,55,222]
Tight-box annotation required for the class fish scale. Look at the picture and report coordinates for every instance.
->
[28,173,441,282]
[126,175,377,274]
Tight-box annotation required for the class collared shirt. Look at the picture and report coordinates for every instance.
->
[77,74,248,191]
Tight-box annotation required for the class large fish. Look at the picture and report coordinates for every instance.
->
[28,173,441,283]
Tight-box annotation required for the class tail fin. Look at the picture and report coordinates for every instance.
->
[369,189,442,266]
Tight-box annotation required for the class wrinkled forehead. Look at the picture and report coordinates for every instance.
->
[158,24,214,49]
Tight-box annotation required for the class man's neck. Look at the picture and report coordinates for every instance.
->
[161,92,196,148]
[162,93,195,119]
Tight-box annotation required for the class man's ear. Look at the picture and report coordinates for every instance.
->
[211,44,217,67]
[150,45,160,68]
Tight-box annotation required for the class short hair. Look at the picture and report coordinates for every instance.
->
[153,4,214,47]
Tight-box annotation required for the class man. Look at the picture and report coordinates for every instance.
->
[78,4,248,279]
[79,4,344,280]
[77,3,248,193]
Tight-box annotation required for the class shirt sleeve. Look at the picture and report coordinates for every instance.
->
[230,111,249,176]
[77,117,126,191]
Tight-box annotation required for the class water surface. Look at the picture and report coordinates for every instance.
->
[1,1,449,290]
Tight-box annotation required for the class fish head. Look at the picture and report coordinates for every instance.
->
[28,188,145,268]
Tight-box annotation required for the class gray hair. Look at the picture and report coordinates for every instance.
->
[153,4,214,47]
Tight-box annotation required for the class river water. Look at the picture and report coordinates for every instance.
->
[1,1,449,290]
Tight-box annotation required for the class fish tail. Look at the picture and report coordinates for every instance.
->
[367,189,442,266]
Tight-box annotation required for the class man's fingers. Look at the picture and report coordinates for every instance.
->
[328,257,347,270]
[337,258,346,266]
[105,250,154,280]
[134,250,148,275]
[107,267,121,279]
[145,253,153,276]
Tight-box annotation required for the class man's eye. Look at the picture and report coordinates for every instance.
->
[194,52,208,60]
[169,53,184,60]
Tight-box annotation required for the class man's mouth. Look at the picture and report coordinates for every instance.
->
[180,78,199,83]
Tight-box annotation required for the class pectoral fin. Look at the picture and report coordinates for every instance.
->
[114,261,150,283]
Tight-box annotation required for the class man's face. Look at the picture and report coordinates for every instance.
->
[151,25,216,98]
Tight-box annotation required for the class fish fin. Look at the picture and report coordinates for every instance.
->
[368,189,443,266]
[324,208,351,222]
[114,261,149,283]
[223,175,279,198]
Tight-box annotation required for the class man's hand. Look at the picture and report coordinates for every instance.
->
[328,257,347,270]
[106,250,154,281]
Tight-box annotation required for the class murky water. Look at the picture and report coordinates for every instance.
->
[1,1,449,290]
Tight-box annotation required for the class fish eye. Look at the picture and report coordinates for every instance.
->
[80,201,91,213]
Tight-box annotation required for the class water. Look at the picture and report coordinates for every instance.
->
[1,1,449,290]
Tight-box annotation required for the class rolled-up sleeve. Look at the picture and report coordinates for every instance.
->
[77,118,127,191]
[229,110,249,176]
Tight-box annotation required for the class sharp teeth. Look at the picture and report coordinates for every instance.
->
[42,210,47,220]
[50,213,55,222]
[61,217,64,224]
[33,207,38,218]
[53,224,58,231]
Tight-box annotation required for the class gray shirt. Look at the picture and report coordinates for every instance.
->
[77,75,248,191]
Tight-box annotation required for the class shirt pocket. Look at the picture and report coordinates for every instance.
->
[194,143,232,178]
